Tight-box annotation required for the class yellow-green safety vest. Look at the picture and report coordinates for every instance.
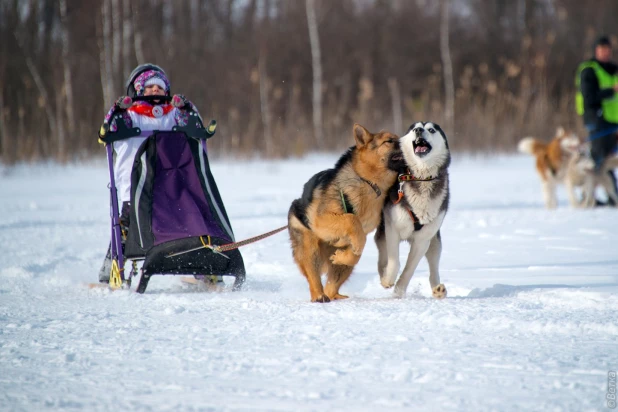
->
[575,60,618,123]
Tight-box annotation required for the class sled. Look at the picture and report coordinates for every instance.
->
[97,96,246,293]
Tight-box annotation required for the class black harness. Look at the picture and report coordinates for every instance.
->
[339,176,382,214]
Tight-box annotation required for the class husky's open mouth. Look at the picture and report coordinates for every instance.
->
[413,137,432,157]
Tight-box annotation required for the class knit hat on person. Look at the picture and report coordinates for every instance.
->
[144,77,168,91]
[131,69,171,97]
[595,35,612,47]
[125,63,170,97]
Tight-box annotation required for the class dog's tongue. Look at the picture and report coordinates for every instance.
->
[415,146,428,153]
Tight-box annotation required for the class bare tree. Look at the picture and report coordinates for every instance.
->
[0,1,7,162]
[259,48,273,156]
[111,0,121,88]
[388,78,403,134]
[440,0,454,134]
[14,31,57,158]
[122,0,132,80]
[131,1,146,64]
[59,0,75,140]
[101,0,114,106]
[306,0,323,147]
[0,83,7,162]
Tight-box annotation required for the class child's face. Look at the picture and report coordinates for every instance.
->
[144,84,165,96]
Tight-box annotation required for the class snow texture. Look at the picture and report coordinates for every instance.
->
[1,154,617,411]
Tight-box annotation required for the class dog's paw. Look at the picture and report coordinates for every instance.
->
[380,278,395,289]
[393,287,406,299]
[328,293,349,300]
[312,294,331,303]
[350,242,363,256]
[380,264,399,289]
[432,284,447,299]
[329,249,355,266]
[329,249,346,265]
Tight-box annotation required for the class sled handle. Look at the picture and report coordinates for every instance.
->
[173,118,217,140]
[132,96,172,103]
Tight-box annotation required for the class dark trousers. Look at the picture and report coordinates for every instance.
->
[586,122,618,199]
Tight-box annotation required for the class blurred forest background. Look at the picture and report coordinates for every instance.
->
[1,0,618,162]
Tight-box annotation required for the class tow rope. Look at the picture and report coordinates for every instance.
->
[165,225,289,258]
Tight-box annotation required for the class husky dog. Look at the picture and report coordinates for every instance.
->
[375,122,450,299]
[517,127,583,209]
[518,127,618,208]
[573,147,618,208]
[288,124,404,302]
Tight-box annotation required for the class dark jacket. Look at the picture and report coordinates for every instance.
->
[580,58,618,126]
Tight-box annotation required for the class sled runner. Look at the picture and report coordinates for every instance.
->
[98,96,246,293]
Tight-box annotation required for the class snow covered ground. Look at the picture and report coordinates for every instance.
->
[1,153,617,411]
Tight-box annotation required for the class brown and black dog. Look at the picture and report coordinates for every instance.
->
[288,124,404,302]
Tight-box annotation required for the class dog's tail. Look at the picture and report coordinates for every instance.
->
[517,137,545,155]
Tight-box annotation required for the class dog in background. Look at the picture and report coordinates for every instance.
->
[375,121,450,299]
[574,148,618,207]
[288,124,404,302]
[517,127,583,209]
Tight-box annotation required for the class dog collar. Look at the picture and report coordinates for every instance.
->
[394,170,439,204]
[398,169,438,183]
[359,176,382,197]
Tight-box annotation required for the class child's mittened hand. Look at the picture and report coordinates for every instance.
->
[116,96,133,109]
[172,94,187,108]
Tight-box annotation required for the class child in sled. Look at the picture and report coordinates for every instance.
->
[98,64,245,290]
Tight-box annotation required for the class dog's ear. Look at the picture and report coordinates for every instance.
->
[353,124,373,147]
[556,126,565,137]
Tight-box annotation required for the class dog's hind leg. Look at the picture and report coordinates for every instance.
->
[565,178,581,208]
[542,178,557,209]
[393,239,431,298]
[324,261,354,300]
[600,172,618,206]
[581,177,596,208]
[426,231,446,299]
[290,225,329,303]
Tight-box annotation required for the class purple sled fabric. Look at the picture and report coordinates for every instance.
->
[151,133,227,245]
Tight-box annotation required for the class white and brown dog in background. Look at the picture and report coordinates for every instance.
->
[518,127,618,208]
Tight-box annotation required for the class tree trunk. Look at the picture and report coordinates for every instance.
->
[55,91,66,161]
[122,0,132,80]
[111,0,121,89]
[258,49,273,157]
[0,86,8,163]
[101,0,114,106]
[14,31,57,157]
[59,0,75,138]
[440,0,454,135]
[131,1,146,64]
[190,0,200,54]
[97,8,109,109]
[306,0,323,147]
[388,77,403,134]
